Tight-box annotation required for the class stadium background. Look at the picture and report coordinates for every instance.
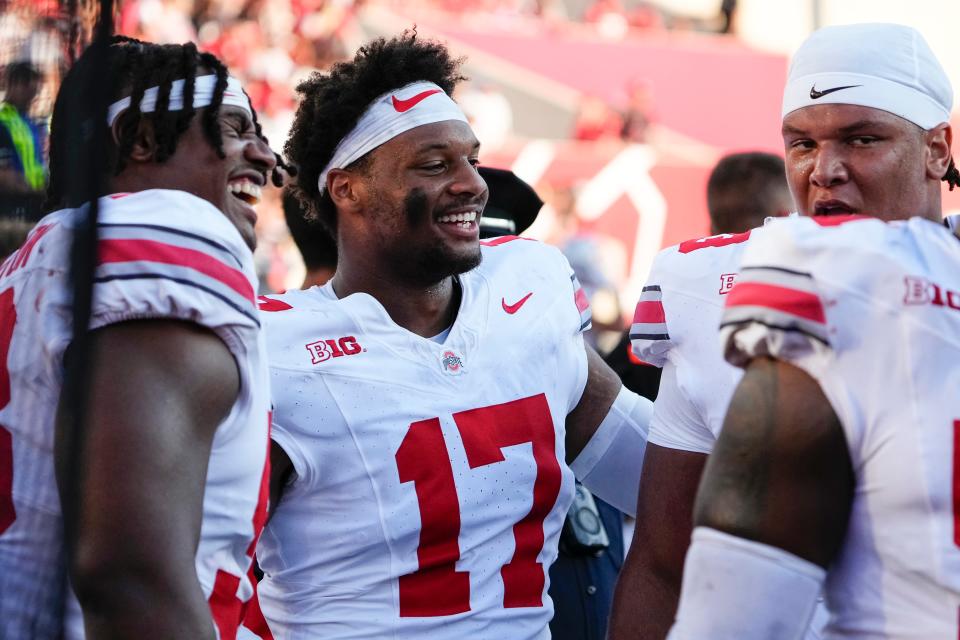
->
[3,0,960,318]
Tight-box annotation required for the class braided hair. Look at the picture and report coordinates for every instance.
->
[943,157,960,191]
[284,29,467,238]
[46,36,294,210]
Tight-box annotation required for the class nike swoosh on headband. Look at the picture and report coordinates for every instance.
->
[809,84,862,99]
[392,89,442,113]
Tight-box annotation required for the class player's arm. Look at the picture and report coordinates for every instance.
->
[608,445,706,640]
[57,320,239,639]
[565,346,652,515]
[669,356,854,639]
[609,359,716,640]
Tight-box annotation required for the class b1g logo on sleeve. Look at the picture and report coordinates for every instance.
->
[904,276,960,312]
[306,336,363,364]
[719,273,738,295]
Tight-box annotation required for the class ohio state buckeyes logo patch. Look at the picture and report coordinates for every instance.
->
[440,350,464,375]
[306,336,363,364]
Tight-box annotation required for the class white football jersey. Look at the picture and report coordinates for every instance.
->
[630,231,752,453]
[254,237,591,639]
[0,190,271,640]
[721,215,960,638]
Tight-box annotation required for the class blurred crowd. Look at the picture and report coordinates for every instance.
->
[0,0,741,323]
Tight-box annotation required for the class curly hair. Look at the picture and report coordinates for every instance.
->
[284,30,467,237]
[47,36,293,210]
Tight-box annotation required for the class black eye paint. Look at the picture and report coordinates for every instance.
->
[403,188,430,229]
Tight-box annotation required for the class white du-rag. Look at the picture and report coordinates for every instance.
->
[782,23,952,130]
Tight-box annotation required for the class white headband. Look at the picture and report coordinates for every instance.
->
[318,81,469,194]
[782,23,952,130]
[106,75,251,126]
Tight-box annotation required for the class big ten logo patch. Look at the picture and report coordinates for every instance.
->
[904,276,960,311]
[719,273,737,295]
[306,336,363,364]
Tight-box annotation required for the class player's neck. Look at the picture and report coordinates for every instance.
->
[330,266,461,339]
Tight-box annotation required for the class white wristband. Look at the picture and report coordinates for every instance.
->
[569,385,652,516]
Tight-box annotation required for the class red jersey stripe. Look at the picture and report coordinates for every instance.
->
[632,300,666,324]
[480,235,534,247]
[726,282,826,324]
[574,287,590,314]
[98,238,254,302]
[810,214,869,227]
[208,569,243,640]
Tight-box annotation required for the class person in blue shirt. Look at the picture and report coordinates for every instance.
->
[0,61,46,220]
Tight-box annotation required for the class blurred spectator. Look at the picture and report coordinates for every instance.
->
[583,0,628,39]
[572,95,622,142]
[719,0,738,34]
[0,61,46,220]
[706,151,792,234]
[620,78,654,143]
[283,188,337,288]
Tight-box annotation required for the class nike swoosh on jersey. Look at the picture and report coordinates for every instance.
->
[502,292,533,314]
[809,84,861,99]
[391,89,442,113]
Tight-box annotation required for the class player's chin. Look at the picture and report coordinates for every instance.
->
[448,244,482,275]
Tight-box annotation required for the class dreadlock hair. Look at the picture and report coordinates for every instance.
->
[284,29,467,239]
[46,35,293,211]
[943,157,960,191]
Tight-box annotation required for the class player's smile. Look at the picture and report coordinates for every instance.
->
[226,173,265,239]
[433,204,482,240]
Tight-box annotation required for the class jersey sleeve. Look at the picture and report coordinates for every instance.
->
[565,261,592,335]
[719,221,833,369]
[648,360,715,453]
[630,249,673,366]
[550,247,591,411]
[719,217,876,460]
[267,366,331,489]
[90,191,260,351]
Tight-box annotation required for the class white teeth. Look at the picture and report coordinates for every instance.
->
[437,211,477,224]
[228,180,262,204]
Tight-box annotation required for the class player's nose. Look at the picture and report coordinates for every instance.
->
[449,160,487,202]
[809,145,848,188]
[246,136,277,174]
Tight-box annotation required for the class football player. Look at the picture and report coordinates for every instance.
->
[0,38,281,639]
[609,155,796,639]
[612,23,960,640]
[668,23,960,639]
[250,32,651,638]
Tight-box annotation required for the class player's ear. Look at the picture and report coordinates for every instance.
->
[924,123,952,181]
[327,169,364,217]
[112,115,159,164]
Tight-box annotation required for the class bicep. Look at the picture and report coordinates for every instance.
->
[693,356,855,568]
[58,319,240,578]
